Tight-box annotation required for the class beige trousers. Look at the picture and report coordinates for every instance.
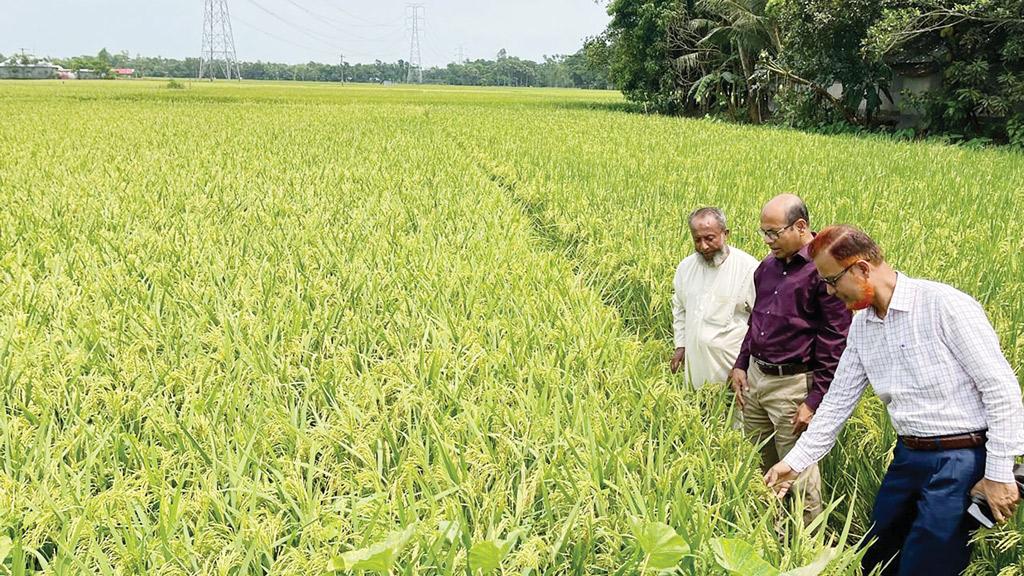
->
[743,363,822,524]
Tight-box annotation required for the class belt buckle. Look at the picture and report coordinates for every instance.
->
[756,358,781,377]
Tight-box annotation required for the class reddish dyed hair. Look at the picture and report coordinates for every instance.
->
[809,225,885,266]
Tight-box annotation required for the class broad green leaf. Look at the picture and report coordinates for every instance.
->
[327,556,346,572]
[469,540,503,573]
[469,529,524,574]
[781,548,837,576]
[710,538,780,576]
[329,524,417,573]
[630,519,690,571]
[338,544,396,572]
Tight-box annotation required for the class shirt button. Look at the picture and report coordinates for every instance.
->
[774,290,778,295]
[760,332,764,336]
[783,272,787,276]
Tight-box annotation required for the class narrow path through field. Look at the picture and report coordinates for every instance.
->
[446,128,662,344]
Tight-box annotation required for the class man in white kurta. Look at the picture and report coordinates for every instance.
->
[671,207,758,389]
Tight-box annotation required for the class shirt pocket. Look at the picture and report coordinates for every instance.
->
[898,339,957,391]
[701,294,736,328]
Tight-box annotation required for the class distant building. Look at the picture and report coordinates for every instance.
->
[77,69,104,80]
[0,60,59,80]
[112,68,136,78]
[820,45,944,128]
[881,45,944,127]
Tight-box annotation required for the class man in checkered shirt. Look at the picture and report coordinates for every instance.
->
[764,225,1024,575]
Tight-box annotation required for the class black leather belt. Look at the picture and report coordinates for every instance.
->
[752,356,810,377]
[900,431,987,451]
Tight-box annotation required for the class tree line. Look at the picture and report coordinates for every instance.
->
[596,0,1024,146]
[1,44,611,90]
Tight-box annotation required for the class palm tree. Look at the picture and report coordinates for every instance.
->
[671,0,781,123]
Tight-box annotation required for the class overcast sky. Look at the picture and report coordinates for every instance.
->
[0,0,611,66]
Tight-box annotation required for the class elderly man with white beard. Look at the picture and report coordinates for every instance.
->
[671,207,758,391]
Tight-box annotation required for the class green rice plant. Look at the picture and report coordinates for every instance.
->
[0,79,1017,574]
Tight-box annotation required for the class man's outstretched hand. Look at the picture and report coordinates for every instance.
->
[764,461,799,498]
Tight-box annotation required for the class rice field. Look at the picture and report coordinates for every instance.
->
[0,79,1021,574]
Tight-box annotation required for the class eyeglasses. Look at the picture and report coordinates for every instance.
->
[759,223,795,242]
[820,261,861,287]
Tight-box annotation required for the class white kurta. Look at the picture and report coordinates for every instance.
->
[672,247,758,388]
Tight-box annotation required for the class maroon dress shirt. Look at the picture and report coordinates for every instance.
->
[734,243,852,410]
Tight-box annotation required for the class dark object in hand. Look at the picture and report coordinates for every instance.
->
[968,463,1024,528]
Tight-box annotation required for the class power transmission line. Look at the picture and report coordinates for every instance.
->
[242,0,407,64]
[245,0,347,50]
[406,4,423,83]
[419,25,450,65]
[234,14,376,66]
[278,0,405,42]
[313,0,405,28]
[199,0,242,80]
[233,13,337,57]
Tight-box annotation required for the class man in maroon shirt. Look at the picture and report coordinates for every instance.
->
[729,194,852,523]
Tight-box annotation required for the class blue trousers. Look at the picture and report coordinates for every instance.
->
[861,440,985,576]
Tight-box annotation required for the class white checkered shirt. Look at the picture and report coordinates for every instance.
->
[784,273,1024,483]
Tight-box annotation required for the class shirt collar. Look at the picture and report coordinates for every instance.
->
[778,242,811,266]
[865,272,913,323]
[888,272,914,312]
[794,242,811,263]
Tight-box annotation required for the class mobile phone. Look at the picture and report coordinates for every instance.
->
[967,464,1024,528]
[968,494,997,528]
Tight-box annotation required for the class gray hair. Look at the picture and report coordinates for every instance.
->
[785,198,810,227]
[688,207,728,232]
